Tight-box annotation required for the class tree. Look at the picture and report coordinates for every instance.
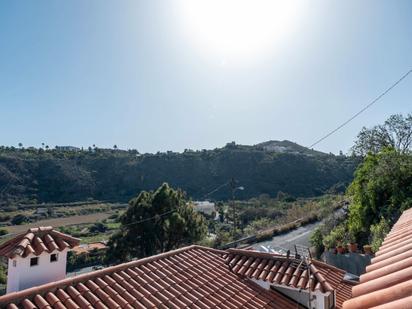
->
[106,183,207,263]
[18,143,23,149]
[347,149,412,243]
[216,202,225,223]
[352,113,412,156]
[113,145,117,150]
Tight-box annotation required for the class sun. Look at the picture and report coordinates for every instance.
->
[177,0,303,62]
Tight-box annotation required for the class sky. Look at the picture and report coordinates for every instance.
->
[0,0,411,154]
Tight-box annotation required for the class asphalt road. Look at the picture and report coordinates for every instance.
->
[252,207,346,253]
[252,221,321,252]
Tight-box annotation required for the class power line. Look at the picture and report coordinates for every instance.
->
[118,180,235,229]
[309,69,412,149]
[122,181,234,227]
[202,181,230,199]
[121,209,177,228]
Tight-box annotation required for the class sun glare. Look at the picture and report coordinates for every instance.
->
[178,0,303,62]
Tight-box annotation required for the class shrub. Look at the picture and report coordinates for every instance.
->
[11,214,29,225]
[89,222,107,234]
[0,265,6,284]
[323,225,346,249]
[310,227,324,258]
[0,215,10,222]
[370,217,390,252]
[255,230,273,242]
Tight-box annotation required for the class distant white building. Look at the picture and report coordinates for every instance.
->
[0,226,79,293]
[263,145,288,152]
[193,201,216,216]
[34,208,48,215]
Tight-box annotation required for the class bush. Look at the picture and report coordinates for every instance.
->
[11,214,29,225]
[310,227,324,258]
[0,215,10,222]
[370,217,390,252]
[255,230,273,242]
[89,222,107,234]
[108,213,119,220]
[347,149,412,244]
[244,218,276,236]
[0,265,6,284]
[323,225,346,249]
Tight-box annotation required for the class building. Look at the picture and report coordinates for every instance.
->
[193,201,216,216]
[0,226,79,294]
[34,208,48,216]
[343,207,412,308]
[0,226,354,308]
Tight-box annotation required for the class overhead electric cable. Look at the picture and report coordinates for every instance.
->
[309,69,412,149]
[118,181,234,228]
[202,181,230,199]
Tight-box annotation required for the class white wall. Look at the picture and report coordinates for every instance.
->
[252,278,334,309]
[7,249,68,293]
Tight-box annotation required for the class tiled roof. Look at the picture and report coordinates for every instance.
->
[0,245,304,309]
[0,226,80,258]
[225,248,354,308]
[343,207,412,309]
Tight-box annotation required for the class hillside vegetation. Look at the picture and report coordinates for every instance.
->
[311,114,412,254]
[0,140,358,205]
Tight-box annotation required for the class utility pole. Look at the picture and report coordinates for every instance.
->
[229,178,245,236]
[230,178,236,234]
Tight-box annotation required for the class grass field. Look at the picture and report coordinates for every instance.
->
[4,212,112,234]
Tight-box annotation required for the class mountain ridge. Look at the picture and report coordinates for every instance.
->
[0,140,359,205]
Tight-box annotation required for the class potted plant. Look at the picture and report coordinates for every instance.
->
[347,233,357,253]
[336,242,345,254]
[348,242,357,253]
[323,234,336,254]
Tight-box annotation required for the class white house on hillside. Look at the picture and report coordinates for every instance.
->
[193,201,216,216]
[0,226,79,293]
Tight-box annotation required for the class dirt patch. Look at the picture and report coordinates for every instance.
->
[4,212,112,234]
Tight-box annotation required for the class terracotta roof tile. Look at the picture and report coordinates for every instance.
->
[343,207,412,308]
[1,245,307,309]
[0,226,80,258]
[225,248,353,308]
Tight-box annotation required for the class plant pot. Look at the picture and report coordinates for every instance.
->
[327,248,335,254]
[363,245,372,255]
[348,243,357,253]
[336,245,344,254]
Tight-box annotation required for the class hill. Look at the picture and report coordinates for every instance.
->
[0,141,359,205]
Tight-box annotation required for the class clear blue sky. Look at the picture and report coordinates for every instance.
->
[1,0,411,154]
